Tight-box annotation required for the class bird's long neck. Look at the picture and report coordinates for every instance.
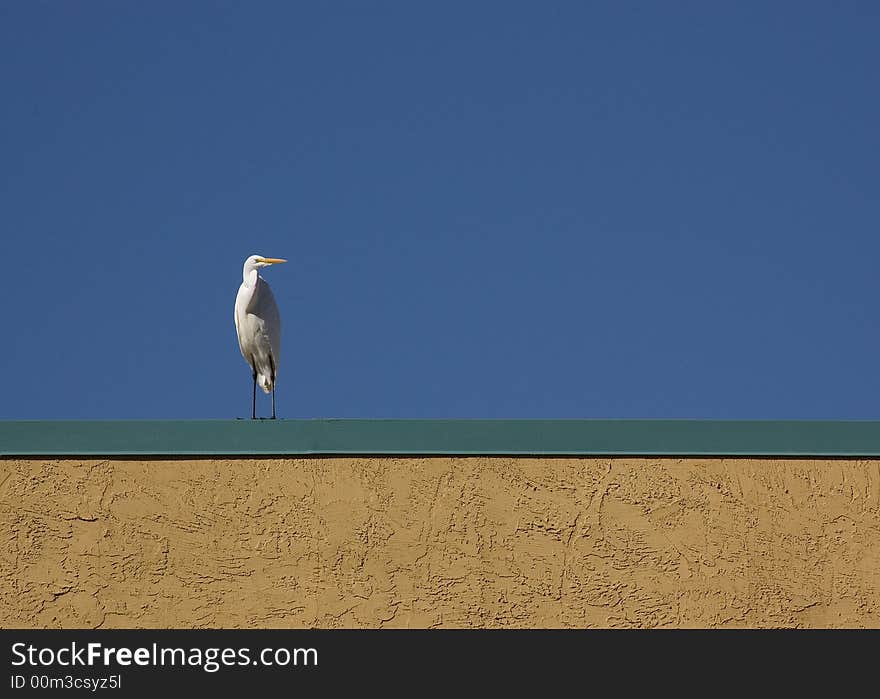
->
[243,266,260,288]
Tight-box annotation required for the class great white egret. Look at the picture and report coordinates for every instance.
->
[234,254,286,419]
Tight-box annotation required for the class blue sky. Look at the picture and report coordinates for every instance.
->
[2,2,878,419]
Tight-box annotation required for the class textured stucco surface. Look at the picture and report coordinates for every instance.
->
[2,456,880,628]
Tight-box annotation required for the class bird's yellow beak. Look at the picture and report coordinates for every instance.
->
[260,257,287,264]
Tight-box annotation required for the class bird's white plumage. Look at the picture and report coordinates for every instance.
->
[234,255,284,394]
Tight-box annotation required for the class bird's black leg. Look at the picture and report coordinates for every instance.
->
[270,354,277,420]
[252,369,257,420]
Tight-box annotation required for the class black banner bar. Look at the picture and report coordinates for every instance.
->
[1,629,874,694]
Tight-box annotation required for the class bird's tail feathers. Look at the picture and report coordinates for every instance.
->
[257,373,274,394]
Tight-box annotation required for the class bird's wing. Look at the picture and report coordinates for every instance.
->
[254,276,282,372]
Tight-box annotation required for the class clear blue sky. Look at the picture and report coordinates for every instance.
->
[2,2,878,419]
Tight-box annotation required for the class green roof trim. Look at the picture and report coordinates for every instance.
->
[2,419,880,456]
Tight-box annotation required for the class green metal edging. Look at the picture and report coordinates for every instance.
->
[2,419,880,456]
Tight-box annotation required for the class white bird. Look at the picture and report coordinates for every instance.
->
[234,254,286,419]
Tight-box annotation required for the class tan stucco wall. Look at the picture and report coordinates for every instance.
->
[2,456,879,628]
